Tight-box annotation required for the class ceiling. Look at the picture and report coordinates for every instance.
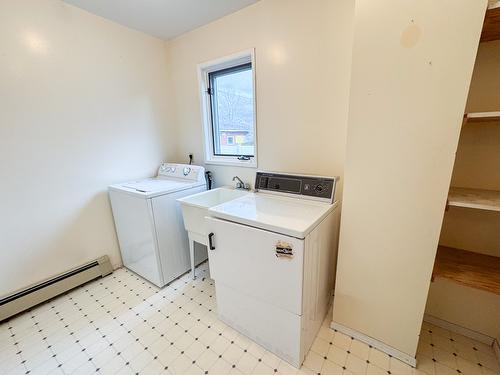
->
[64,0,260,40]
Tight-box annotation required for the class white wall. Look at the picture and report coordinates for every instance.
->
[0,0,174,296]
[332,0,487,359]
[426,280,500,343]
[166,0,354,194]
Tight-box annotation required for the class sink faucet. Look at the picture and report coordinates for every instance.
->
[233,176,250,190]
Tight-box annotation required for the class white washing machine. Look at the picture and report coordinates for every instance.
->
[206,171,340,368]
[109,163,207,287]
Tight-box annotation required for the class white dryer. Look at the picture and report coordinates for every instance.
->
[206,171,340,368]
[109,163,206,287]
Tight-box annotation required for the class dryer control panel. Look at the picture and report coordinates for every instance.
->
[255,172,338,203]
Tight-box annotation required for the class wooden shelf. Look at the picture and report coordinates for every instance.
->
[448,187,500,212]
[481,5,500,43]
[433,246,500,294]
[464,111,500,123]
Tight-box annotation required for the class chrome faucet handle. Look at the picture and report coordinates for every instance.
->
[232,176,250,190]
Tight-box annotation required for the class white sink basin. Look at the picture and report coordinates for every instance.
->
[177,187,250,245]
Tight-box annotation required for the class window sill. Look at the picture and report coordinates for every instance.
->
[205,158,257,168]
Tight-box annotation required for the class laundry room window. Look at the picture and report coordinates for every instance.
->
[198,50,257,167]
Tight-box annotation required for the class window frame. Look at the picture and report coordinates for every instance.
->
[198,49,257,168]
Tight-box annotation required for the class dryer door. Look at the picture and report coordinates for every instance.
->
[205,216,304,315]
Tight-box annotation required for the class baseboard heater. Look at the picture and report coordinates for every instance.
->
[0,256,113,322]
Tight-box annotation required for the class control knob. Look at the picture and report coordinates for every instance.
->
[314,184,324,193]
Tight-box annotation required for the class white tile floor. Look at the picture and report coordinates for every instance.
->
[1,262,499,375]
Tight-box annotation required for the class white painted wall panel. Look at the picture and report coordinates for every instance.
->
[332,0,487,358]
[0,0,173,296]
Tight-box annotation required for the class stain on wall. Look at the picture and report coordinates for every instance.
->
[401,21,421,48]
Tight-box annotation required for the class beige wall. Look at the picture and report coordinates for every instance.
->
[0,0,354,297]
[427,40,500,340]
[332,0,486,358]
[166,0,354,194]
[464,39,500,113]
[426,279,500,342]
[0,0,174,296]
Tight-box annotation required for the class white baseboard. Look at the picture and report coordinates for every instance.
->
[330,321,416,368]
[423,314,494,345]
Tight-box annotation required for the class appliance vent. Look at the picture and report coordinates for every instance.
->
[0,256,113,322]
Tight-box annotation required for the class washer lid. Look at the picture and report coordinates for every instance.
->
[109,178,201,198]
[120,178,188,192]
[208,193,337,239]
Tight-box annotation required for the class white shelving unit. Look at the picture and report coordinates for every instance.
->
[448,187,500,212]
[464,111,500,123]
[433,246,500,295]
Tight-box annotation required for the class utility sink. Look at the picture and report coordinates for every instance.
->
[178,187,250,246]
[178,187,250,279]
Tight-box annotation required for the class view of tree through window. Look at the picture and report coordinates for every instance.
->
[209,63,254,157]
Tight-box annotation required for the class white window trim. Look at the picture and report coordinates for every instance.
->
[197,49,257,168]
